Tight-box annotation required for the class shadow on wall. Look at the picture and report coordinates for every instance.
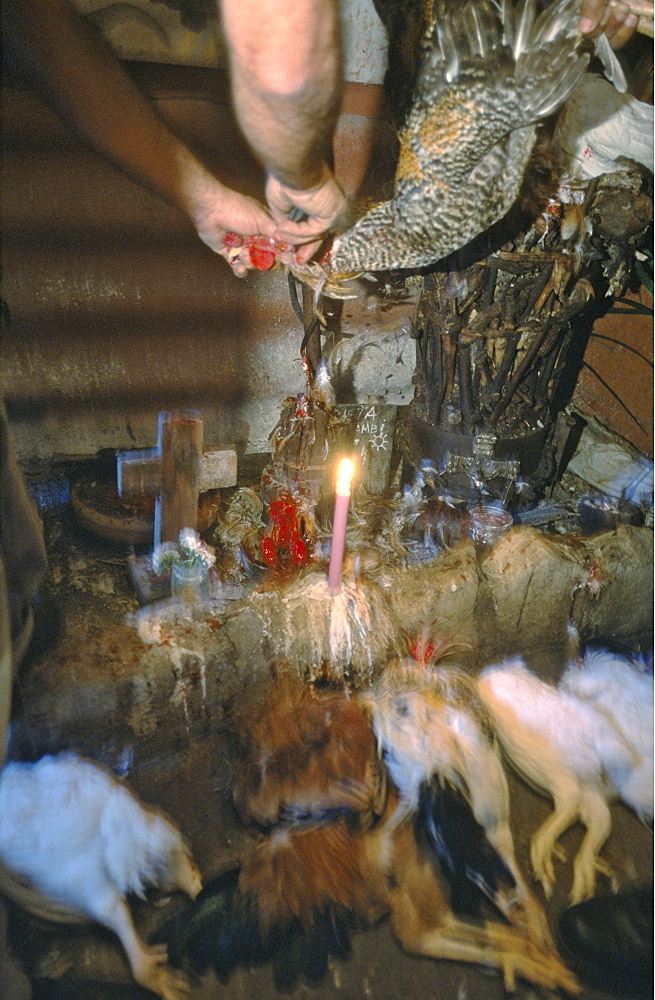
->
[2,60,402,460]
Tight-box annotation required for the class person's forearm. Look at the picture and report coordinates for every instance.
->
[221,0,342,191]
[2,0,215,219]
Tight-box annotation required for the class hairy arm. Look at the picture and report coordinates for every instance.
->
[2,0,277,271]
[222,0,342,189]
[221,0,347,248]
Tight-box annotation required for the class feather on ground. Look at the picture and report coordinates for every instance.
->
[155,675,577,993]
[476,651,653,903]
[0,754,202,1000]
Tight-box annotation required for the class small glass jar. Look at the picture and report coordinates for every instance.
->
[170,560,211,601]
[469,504,513,551]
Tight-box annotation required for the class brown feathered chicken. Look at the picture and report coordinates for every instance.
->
[327,0,626,277]
[223,0,627,301]
[155,675,577,993]
[226,0,627,299]
[0,754,202,1000]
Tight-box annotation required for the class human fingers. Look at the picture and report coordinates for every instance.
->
[194,192,276,255]
[216,247,250,277]
[271,217,332,245]
[606,6,640,46]
[294,238,325,264]
[579,0,640,44]
[266,172,346,233]
[579,0,613,35]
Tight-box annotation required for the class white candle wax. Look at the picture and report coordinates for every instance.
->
[328,458,354,595]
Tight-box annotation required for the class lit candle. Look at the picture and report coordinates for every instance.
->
[328,457,354,595]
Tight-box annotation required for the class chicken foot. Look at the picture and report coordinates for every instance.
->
[570,790,614,905]
[385,823,578,994]
[458,733,554,949]
[391,904,579,994]
[86,884,191,1000]
[530,782,613,905]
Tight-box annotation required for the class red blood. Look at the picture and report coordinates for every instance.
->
[260,536,278,566]
[273,520,292,545]
[248,246,277,270]
[290,537,308,565]
[246,236,279,271]
[409,639,436,663]
[223,232,277,269]
[269,496,295,520]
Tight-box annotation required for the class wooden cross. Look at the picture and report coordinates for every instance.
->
[117,409,237,546]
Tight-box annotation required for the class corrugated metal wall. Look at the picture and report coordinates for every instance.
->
[2,64,411,459]
[2,62,651,462]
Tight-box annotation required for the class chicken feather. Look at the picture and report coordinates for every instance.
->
[560,646,654,820]
[155,675,577,993]
[367,659,554,948]
[477,652,653,904]
[327,0,626,278]
[232,678,388,831]
[417,777,519,920]
[0,754,201,1000]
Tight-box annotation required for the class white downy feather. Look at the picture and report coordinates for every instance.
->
[560,648,653,819]
[477,656,652,902]
[554,74,654,182]
[0,754,201,999]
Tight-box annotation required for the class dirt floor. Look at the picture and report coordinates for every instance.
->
[3,457,653,1000]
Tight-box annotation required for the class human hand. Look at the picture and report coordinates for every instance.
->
[191,183,278,277]
[579,0,641,47]
[266,169,347,263]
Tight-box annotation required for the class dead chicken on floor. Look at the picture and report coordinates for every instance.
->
[476,649,653,904]
[0,753,202,1000]
[154,674,577,993]
[366,653,555,949]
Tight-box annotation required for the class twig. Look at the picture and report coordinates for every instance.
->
[457,344,478,426]
[520,262,555,321]
[489,318,557,426]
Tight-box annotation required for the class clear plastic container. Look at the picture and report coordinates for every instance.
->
[170,561,211,601]
[469,504,513,550]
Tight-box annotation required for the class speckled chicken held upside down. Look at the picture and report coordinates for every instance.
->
[154,675,578,993]
[327,0,627,277]
[224,0,627,296]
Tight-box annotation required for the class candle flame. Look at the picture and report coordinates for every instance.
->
[335,457,355,497]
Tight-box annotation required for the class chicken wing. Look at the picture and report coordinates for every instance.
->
[155,674,576,993]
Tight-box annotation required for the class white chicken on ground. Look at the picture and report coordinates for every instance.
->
[559,646,654,821]
[366,659,554,948]
[476,652,653,905]
[0,753,202,1000]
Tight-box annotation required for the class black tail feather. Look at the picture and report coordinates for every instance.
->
[152,867,265,975]
[417,777,516,918]
[153,866,353,990]
[273,907,353,991]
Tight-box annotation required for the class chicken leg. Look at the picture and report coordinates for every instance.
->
[86,884,191,1000]
[387,823,579,994]
[529,781,614,902]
